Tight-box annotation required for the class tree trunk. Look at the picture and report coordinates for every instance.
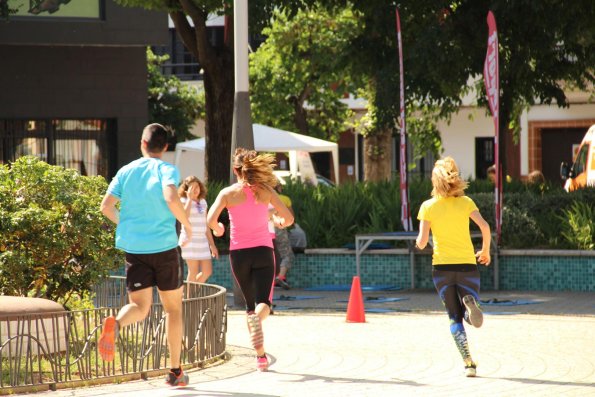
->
[169,6,236,184]
[291,86,312,135]
[203,62,235,184]
[363,131,392,181]
[293,102,309,135]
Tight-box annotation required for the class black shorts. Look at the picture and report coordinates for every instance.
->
[125,247,184,292]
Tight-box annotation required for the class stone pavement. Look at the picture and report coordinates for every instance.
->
[27,289,595,397]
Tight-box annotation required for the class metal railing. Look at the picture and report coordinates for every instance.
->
[0,277,227,391]
[160,63,203,81]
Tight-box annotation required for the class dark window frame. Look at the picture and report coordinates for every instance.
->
[0,118,115,178]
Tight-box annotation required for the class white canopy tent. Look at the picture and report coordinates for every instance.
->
[174,124,339,183]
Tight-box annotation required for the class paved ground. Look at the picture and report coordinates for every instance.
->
[26,289,595,397]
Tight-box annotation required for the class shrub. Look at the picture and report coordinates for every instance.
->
[204,176,595,250]
[282,178,595,250]
[559,201,595,250]
[0,157,123,306]
[500,205,544,248]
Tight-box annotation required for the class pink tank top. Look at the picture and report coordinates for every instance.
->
[228,185,273,250]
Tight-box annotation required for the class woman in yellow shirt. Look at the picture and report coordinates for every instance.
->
[416,157,491,377]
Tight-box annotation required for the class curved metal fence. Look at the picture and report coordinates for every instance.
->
[0,277,227,391]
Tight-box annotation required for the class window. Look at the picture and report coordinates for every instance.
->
[394,135,434,179]
[0,119,115,178]
[572,144,589,176]
[475,137,494,179]
[10,0,103,19]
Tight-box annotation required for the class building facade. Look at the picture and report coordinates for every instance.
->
[0,0,167,179]
[438,88,595,182]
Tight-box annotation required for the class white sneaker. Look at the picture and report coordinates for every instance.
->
[465,363,477,377]
[463,295,483,328]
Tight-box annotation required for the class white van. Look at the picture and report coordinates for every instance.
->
[560,124,595,192]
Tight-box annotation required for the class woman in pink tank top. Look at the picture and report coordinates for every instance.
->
[207,148,293,372]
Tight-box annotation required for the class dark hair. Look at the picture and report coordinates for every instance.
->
[142,123,169,153]
[178,175,207,200]
[527,170,545,184]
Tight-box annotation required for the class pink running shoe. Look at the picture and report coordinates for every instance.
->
[256,355,269,372]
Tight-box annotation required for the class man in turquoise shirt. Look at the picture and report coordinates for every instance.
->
[99,123,193,386]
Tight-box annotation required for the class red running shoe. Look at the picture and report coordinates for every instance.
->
[98,316,118,362]
[165,369,189,386]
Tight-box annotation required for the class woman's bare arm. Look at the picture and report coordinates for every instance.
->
[470,210,491,265]
[416,220,431,249]
[207,188,228,236]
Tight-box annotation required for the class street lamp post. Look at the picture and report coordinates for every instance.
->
[230,0,254,182]
[230,0,254,307]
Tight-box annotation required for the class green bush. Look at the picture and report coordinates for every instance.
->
[281,178,595,250]
[204,177,595,250]
[0,157,123,306]
[500,206,544,248]
[559,201,595,250]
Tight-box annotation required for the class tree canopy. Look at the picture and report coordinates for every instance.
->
[147,48,205,143]
[116,0,319,183]
[249,7,363,142]
[338,0,595,175]
[118,0,594,181]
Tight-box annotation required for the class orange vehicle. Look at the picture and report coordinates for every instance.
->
[560,124,595,192]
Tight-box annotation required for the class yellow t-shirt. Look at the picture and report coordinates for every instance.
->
[279,194,292,208]
[417,196,478,265]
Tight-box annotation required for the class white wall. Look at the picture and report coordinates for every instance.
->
[436,99,595,179]
[436,107,494,179]
[162,150,205,181]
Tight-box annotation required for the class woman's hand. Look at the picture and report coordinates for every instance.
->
[476,249,491,266]
[210,244,219,259]
[212,222,225,237]
[272,214,286,228]
[187,184,198,201]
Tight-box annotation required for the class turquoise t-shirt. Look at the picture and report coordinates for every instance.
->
[107,157,180,254]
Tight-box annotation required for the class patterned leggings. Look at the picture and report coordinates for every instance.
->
[432,265,480,364]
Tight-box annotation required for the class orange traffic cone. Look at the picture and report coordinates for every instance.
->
[346,276,366,323]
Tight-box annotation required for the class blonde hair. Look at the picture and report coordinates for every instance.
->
[178,175,207,200]
[431,156,468,198]
[233,148,278,200]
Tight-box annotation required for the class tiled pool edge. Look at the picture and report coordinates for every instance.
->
[204,249,595,292]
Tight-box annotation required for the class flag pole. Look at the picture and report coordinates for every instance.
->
[483,10,501,242]
[396,8,412,232]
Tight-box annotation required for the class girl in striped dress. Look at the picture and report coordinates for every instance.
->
[178,176,219,284]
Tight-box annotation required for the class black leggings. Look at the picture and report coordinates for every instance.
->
[230,246,275,313]
[432,265,480,324]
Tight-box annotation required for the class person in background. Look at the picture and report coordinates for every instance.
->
[416,156,491,378]
[273,184,295,290]
[526,170,545,185]
[288,223,308,253]
[487,164,512,183]
[487,164,496,183]
[178,176,219,287]
[99,123,192,387]
[207,148,294,372]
